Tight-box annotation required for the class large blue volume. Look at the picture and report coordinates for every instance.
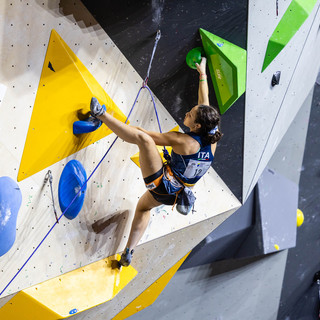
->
[0,176,22,256]
[58,160,87,220]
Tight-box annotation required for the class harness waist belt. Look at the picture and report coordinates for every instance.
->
[165,165,195,188]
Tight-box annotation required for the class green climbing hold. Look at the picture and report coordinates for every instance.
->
[199,28,247,114]
[186,47,205,69]
[262,0,318,72]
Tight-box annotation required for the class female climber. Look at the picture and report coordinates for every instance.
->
[90,57,222,267]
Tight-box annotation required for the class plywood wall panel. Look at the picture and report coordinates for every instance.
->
[0,0,240,300]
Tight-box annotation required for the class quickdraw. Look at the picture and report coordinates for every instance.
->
[45,170,59,224]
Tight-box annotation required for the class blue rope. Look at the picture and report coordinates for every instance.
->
[143,85,162,133]
[143,84,170,161]
[0,87,145,297]
[144,30,161,85]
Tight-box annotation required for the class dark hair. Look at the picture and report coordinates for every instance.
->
[195,105,223,145]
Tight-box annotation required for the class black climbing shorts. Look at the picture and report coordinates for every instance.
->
[143,166,182,206]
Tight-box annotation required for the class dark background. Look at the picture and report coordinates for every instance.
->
[80,1,320,318]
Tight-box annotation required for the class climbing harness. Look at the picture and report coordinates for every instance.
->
[165,164,196,215]
[45,170,59,224]
[0,30,164,297]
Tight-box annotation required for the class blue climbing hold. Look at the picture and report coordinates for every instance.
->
[0,177,22,257]
[73,104,106,134]
[58,160,87,220]
[69,308,78,315]
[73,117,102,134]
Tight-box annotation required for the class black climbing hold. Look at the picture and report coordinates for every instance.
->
[272,71,281,86]
[48,61,55,72]
[313,271,320,282]
[110,259,121,270]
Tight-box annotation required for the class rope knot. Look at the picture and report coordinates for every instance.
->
[142,77,149,88]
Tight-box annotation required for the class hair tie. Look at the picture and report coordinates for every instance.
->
[209,125,219,135]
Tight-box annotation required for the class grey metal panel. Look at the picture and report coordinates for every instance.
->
[268,87,314,185]
[237,168,299,257]
[257,168,298,254]
[204,190,254,240]
[180,191,255,269]
[180,228,252,269]
[127,251,288,320]
[237,169,298,262]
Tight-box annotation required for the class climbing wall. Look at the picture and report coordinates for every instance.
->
[243,0,320,201]
[0,0,240,311]
[267,86,314,185]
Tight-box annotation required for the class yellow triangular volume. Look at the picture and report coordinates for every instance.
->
[0,255,138,319]
[112,252,190,320]
[18,29,127,181]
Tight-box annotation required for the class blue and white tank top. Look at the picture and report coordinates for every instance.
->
[169,132,214,185]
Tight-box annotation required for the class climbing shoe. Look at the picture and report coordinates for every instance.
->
[90,97,105,118]
[119,248,134,267]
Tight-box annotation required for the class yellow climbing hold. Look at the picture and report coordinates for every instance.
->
[297,209,304,227]
[274,244,280,251]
